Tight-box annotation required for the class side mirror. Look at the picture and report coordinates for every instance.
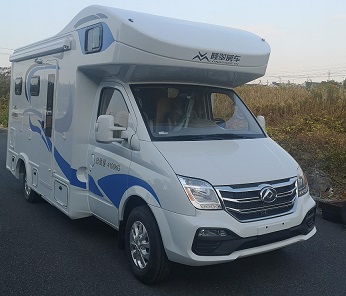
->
[257,115,266,131]
[96,115,126,143]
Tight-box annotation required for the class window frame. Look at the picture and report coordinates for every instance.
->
[30,76,40,96]
[130,83,266,141]
[97,87,129,126]
[85,24,103,54]
[14,77,23,95]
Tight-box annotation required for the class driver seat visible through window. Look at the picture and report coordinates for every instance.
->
[155,97,172,132]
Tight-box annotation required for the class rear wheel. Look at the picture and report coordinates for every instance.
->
[125,205,171,284]
[21,170,40,203]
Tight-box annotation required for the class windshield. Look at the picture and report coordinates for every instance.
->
[131,84,265,141]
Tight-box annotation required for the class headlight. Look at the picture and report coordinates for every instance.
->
[178,176,222,210]
[297,166,309,197]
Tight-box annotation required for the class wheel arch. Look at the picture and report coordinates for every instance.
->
[118,195,148,249]
[15,153,30,179]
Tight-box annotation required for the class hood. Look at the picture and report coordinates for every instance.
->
[154,138,298,186]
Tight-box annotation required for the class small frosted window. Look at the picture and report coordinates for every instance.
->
[85,25,102,53]
[14,77,22,95]
[30,76,40,96]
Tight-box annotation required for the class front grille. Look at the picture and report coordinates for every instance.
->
[216,177,297,222]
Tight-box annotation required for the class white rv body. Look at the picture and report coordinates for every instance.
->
[7,5,316,282]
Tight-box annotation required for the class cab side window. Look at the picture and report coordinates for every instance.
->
[98,88,129,127]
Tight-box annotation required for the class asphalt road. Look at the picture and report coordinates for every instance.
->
[1,129,346,296]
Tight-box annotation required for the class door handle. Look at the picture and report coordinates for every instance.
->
[91,154,95,167]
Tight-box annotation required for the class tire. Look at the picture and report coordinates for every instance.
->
[125,205,171,284]
[21,170,40,203]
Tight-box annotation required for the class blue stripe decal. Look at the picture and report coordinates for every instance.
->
[97,174,160,208]
[29,117,52,152]
[28,112,156,203]
[29,116,42,135]
[24,64,86,190]
[54,148,87,189]
[23,107,43,118]
[40,134,50,151]
[29,114,86,189]
[46,137,52,152]
[88,175,103,197]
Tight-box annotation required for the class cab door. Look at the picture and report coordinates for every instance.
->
[87,84,135,228]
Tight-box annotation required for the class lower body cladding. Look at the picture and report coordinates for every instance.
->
[151,194,316,266]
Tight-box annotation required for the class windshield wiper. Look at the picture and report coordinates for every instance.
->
[212,133,250,139]
[154,134,250,141]
[164,135,213,141]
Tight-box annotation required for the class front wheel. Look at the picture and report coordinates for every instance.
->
[125,205,171,284]
[21,170,40,203]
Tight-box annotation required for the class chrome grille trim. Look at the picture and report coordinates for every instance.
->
[216,177,297,222]
[226,200,295,213]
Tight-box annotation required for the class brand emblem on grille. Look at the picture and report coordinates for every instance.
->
[260,186,277,203]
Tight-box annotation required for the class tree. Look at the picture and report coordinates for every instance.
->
[0,68,11,100]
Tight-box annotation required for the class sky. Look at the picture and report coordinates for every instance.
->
[1,0,346,84]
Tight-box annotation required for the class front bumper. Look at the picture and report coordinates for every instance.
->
[192,206,316,256]
[151,193,316,266]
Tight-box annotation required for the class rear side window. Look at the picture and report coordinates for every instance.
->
[14,77,23,95]
[30,76,40,96]
[85,24,102,54]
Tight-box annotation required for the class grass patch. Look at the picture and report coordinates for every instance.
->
[236,84,346,199]
[0,98,8,128]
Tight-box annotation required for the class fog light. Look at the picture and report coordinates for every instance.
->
[198,228,228,237]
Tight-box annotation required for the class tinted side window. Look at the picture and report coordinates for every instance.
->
[45,74,55,137]
[30,76,40,96]
[85,25,102,54]
[14,77,23,95]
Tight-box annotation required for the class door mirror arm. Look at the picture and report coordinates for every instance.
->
[121,128,140,151]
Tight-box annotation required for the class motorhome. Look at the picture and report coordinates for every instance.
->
[6,5,316,284]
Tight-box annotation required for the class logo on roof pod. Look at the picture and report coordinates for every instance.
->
[192,52,210,62]
[260,186,277,203]
[192,51,242,65]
